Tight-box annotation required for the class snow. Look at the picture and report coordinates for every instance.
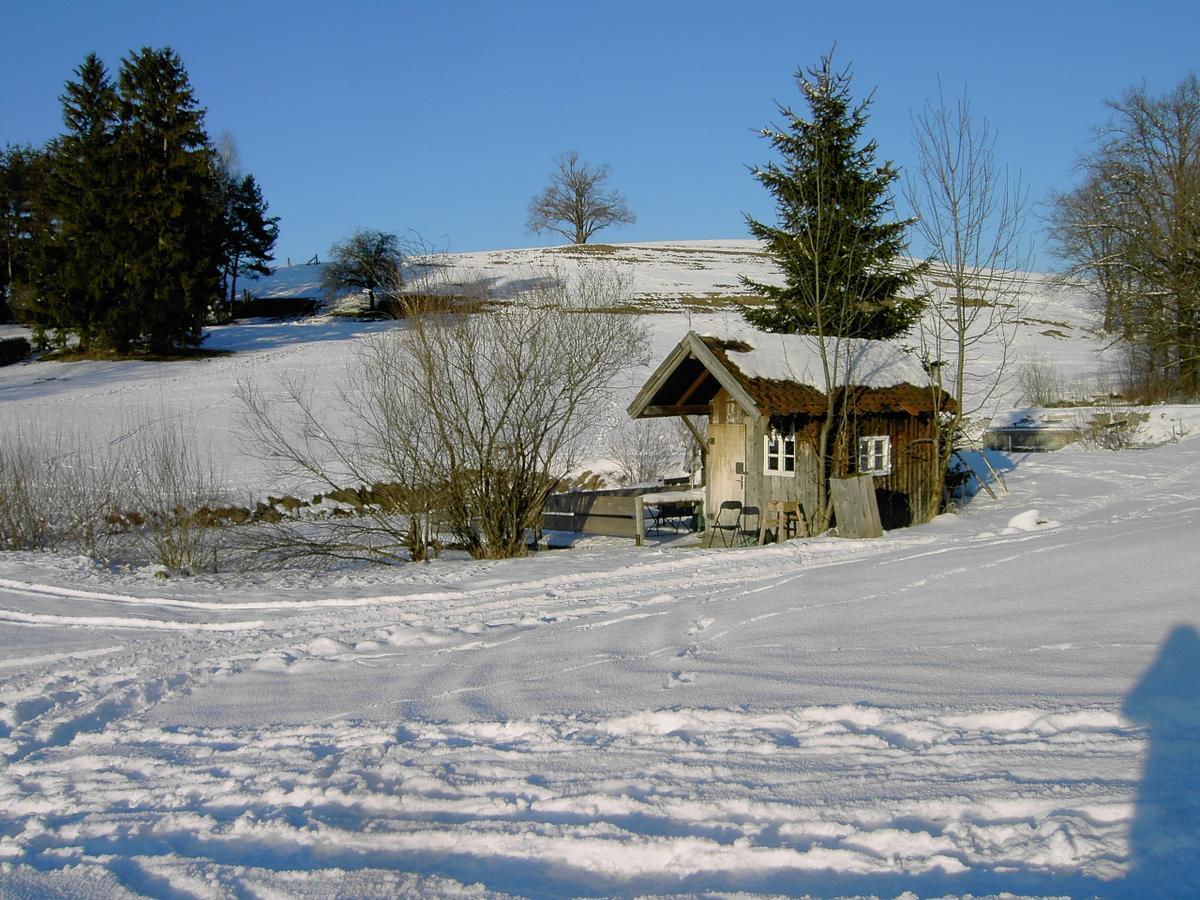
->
[698,328,933,389]
[1,241,1198,896]
[241,262,326,301]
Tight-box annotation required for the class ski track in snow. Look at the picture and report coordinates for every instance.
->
[1,250,1198,894]
[2,448,1196,897]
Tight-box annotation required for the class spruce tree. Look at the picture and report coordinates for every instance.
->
[742,55,926,339]
[40,54,122,347]
[115,47,223,353]
[222,173,279,307]
[0,144,45,323]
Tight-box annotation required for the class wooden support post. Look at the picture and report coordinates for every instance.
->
[952,450,998,500]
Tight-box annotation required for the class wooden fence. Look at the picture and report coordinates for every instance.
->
[541,488,650,545]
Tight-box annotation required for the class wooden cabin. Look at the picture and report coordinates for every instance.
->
[627,331,953,534]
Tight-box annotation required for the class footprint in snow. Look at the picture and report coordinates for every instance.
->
[666,670,697,688]
[687,616,714,636]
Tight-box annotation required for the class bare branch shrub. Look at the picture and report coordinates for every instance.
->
[0,425,125,555]
[1074,404,1150,450]
[123,418,228,573]
[366,268,650,558]
[237,370,442,565]
[240,266,649,562]
[1017,353,1069,406]
[607,418,680,486]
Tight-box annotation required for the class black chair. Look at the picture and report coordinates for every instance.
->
[707,500,742,547]
[736,505,761,545]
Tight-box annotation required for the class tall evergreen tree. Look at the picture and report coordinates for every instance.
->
[39,53,122,347]
[0,144,45,323]
[114,46,223,353]
[222,173,279,307]
[742,55,926,339]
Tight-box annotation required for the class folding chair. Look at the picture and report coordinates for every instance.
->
[707,500,742,547]
[736,505,761,546]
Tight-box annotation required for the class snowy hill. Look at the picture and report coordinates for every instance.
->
[104,238,1111,493]
[1,241,1198,896]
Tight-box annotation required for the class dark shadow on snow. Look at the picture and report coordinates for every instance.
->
[1115,624,1200,898]
[202,317,401,353]
[949,448,1020,506]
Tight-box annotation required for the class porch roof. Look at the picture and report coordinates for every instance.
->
[628,330,950,419]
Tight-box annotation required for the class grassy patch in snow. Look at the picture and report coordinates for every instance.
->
[548,243,621,257]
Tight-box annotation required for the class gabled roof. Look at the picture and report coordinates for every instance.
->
[628,329,949,419]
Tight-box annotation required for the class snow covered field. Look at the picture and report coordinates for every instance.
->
[1,243,1198,896]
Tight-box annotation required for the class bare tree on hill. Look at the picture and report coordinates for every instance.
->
[527,151,635,244]
[323,229,404,312]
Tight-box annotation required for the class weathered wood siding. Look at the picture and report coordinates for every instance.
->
[745,410,939,533]
[846,411,940,528]
[700,391,940,537]
[707,389,751,514]
[747,414,820,522]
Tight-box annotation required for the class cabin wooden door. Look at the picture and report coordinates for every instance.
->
[708,423,746,511]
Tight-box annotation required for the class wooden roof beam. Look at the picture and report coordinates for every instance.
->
[676,367,713,408]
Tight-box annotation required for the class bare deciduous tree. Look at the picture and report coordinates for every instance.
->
[240,267,649,561]
[1050,74,1200,398]
[527,152,635,244]
[323,229,404,312]
[607,418,680,486]
[904,85,1030,519]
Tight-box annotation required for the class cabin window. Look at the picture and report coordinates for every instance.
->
[765,430,796,473]
[857,435,892,476]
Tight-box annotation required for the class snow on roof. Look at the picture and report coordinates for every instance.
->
[243,263,326,300]
[696,328,931,390]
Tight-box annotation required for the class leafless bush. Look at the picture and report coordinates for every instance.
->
[122,418,228,573]
[1017,353,1069,406]
[236,372,442,566]
[0,426,125,554]
[239,266,649,562]
[607,418,680,485]
[0,415,232,570]
[0,430,62,550]
[1074,404,1151,451]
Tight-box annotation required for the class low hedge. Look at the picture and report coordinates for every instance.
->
[0,336,31,367]
[231,297,319,319]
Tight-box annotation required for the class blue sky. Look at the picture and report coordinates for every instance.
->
[3,1,1198,271]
